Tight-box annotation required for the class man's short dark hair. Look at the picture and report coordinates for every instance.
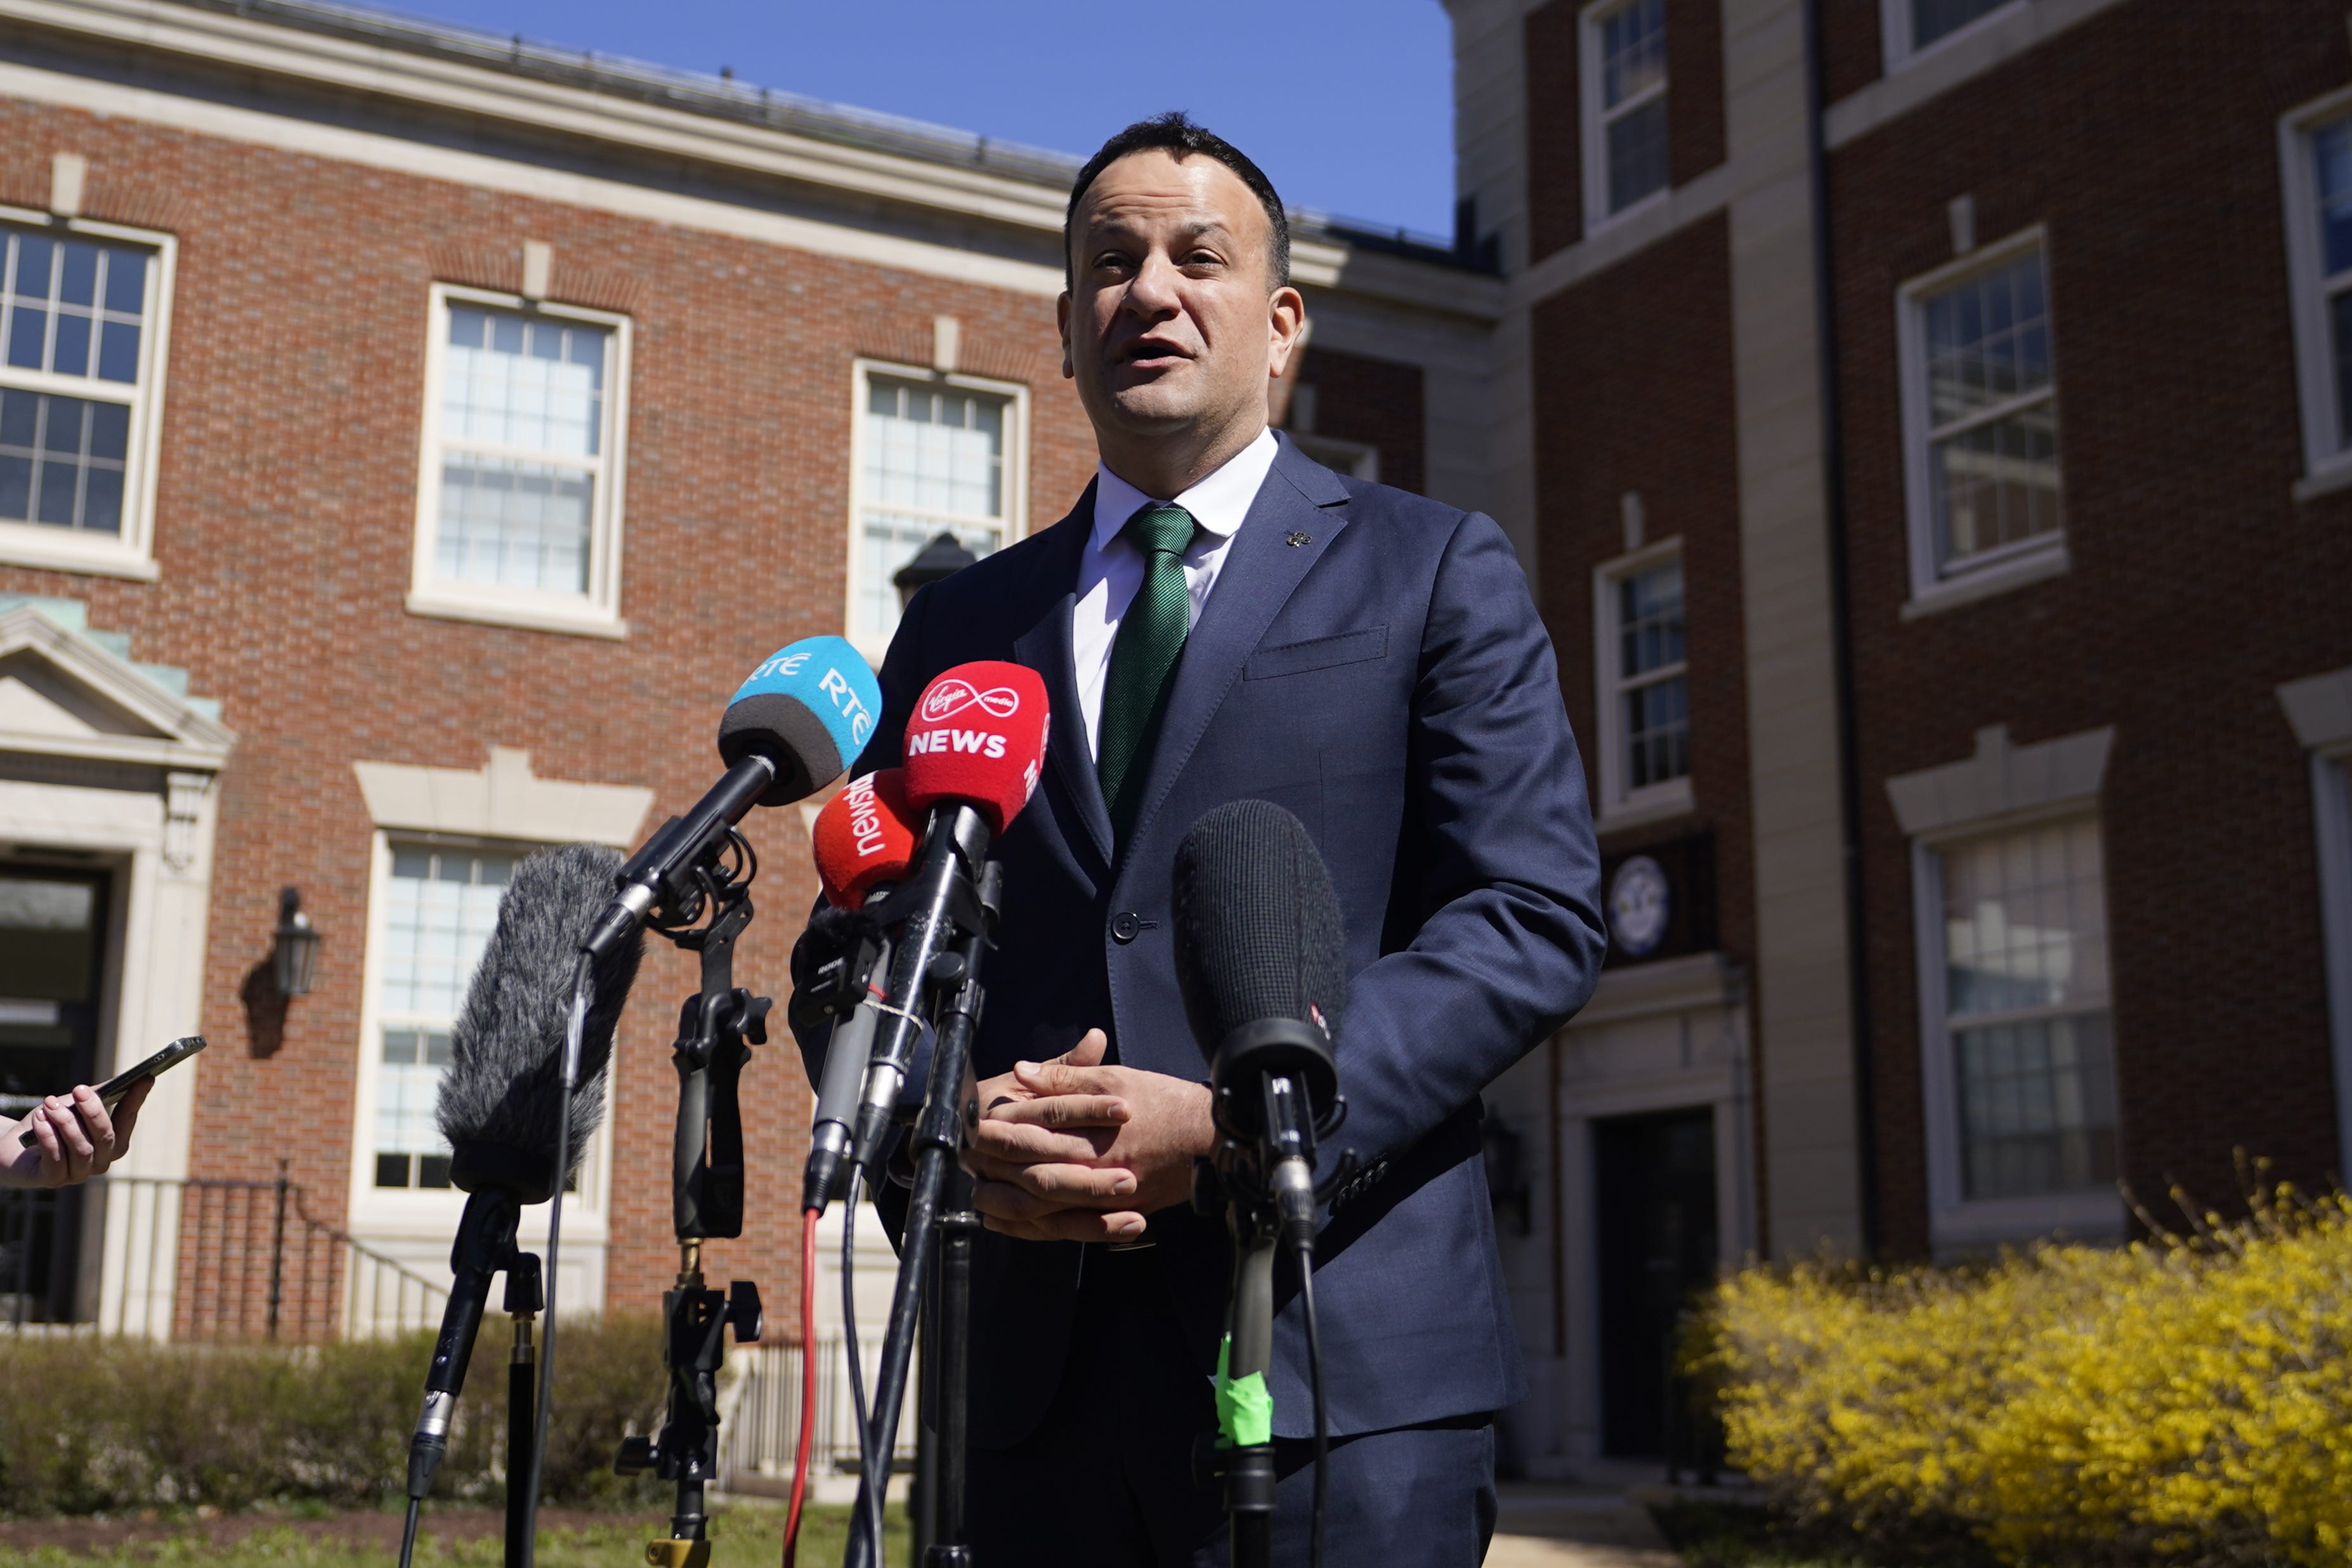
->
[1063,111,1291,289]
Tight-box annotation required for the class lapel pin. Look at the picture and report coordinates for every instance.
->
[1286,531,1312,548]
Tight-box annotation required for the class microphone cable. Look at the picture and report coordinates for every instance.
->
[781,1206,819,1567]
[841,1166,884,1568]
[1297,1240,1328,1568]
[397,1494,422,1568]
[518,951,592,1567]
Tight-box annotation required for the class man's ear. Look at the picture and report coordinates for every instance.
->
[1265,285,1308,381]
[1057,291,1075,381]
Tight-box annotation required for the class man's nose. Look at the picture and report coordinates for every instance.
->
[1121,251,1184,317]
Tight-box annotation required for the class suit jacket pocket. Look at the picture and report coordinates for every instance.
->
[1243,625,1388,681]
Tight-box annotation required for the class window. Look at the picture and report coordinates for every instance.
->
[1924,818,2118,1214]
[1594,544,1691,823]
[1881,0,2023,64]
[849,363,1026,657]
[1898,235,2065,606]
[370,845,514,1189]
[410,285,630,636]
[0,214,172,580]
[1581,0,1669,229]
[2283,104,2352,490]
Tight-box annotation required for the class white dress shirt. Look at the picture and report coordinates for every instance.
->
[1072,428,1281,761]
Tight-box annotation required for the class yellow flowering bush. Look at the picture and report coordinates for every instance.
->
[1702,1189,2352,1565]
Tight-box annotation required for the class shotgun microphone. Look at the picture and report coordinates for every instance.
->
[582,636,882,959]
[404,844,646,1508]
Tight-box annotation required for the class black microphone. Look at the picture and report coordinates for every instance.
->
[403,843,645,1506]
[1172,799,1348,1247]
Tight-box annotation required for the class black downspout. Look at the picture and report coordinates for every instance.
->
[1801,0,1880,1257]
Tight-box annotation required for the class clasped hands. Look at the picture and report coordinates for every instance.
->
[964,1028,1214,1241]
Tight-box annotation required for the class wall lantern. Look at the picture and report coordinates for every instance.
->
[892,530,978,610]
[271,886,321,998]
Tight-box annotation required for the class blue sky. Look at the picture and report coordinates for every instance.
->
[398,0,1460,240]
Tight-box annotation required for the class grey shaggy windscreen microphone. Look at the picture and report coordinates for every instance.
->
[434,842,646,1204]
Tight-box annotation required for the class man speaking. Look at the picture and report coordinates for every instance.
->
[819,112,1604,1565]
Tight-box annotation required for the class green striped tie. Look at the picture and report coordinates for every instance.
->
[1098,502,1203,840]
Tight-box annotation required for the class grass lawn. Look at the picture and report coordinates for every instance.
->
[0,1503,907,1566]
[1650,1499,2003,1568]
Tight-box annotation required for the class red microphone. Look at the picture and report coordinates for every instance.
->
[811,769,920,909]
[901,662,1050,838]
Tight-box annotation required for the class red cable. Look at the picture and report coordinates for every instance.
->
[782,1206,820,1567]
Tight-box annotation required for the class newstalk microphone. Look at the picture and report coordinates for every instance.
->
[398,844,645,1568]
[1172,799,1353,1568]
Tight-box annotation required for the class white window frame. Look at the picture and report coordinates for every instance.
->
[2280,88,2352,497]
[1579,0,1671,235]
[1895,226,2069,618]
[1592,537,1694,828]
[407,282,632,639]
[845,357,1029,663]
[346,830,613,1255]
[1910,806,2123,1251]
[1288,431,1379,482]
[1879,0,2029,72]
[0,204,175,583]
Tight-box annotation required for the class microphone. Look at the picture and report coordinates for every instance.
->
[405,844,646,1506]
[796,770,922,1210]
[583,636,881,960]
[849,661,1050,1173]
[1172,799,1347,1247]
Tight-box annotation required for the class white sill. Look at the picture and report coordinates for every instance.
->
[1597,779,1695,833]
[405,589,629,641]
[1584,186,1670,240]
[1930,1187,2125,1257]
[0,525,160,582]
[1900,541,2068,620]
[2292,461,2352,503]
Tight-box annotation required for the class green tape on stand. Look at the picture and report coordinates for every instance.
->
[1212,1334,1273,1449]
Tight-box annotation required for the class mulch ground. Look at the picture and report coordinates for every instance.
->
[1,1506,620,1553]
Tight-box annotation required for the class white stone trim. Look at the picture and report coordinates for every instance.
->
[350,746,652,847]
[2278,665,2352,752]
[0,606,235,768]
[1829,0,2132,150]
[1885,722,2112,840]
[2279,669,2352,1179]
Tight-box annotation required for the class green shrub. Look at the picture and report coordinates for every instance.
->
[0,1317,670,1515]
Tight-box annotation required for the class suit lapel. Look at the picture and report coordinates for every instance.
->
[1122,440,1352,856]
[1010,485,1116,877]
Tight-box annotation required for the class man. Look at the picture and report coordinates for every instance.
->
[826,113,1604,1564]
[2,1077,148,1187]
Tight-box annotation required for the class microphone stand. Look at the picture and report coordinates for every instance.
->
[503,1254,543,1568]
[613,829,767,1567]
[845,807,1000,1568]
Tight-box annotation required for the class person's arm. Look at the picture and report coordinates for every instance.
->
[1319,508,1608,1167]
[1,1076,150,1188]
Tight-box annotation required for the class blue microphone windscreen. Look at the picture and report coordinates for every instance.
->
[719,636,883,805]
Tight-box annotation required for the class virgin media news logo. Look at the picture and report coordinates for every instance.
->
[920,678,1022,722]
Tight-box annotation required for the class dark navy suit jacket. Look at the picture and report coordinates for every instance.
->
[830,436,1605,1447]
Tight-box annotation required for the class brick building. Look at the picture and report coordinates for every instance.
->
[1451,0,2352,1469]
[0,0,1498,1418]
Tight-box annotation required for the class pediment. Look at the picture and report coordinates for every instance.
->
[0,608,235,770]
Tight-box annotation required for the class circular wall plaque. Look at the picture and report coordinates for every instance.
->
[1609,854,1671,958]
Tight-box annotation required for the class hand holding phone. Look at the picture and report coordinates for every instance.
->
[11,1036,204,1154]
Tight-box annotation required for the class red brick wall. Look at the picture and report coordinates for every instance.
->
[0,97,1099,1327]
[1526,0,1727,265]
[1529,214,1762,1229]
[1290,344,1427,495]
[1822,0,1885,105]
[1827,0,2352,1251]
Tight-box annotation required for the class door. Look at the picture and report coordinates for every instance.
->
[1593,1105,1718,1456]
[0,865,110,1323]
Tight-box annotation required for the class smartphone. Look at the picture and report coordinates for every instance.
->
[16,1035,206,1148]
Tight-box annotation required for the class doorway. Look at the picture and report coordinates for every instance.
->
[1593,1105,1718,1456]
[0,864,111,1323]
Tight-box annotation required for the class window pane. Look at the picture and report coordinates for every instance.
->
[1600,0,1666,109]
[103,251,145,317]
[1941,818,2107,1016]
[1617,563,1684,677]
[1606,97,1670,215]
[436,457,593,593]
[858,372,1014,645]
[1912,0,2011,48]
[1931,400,2061,568]
[1924,251,2055,426]
[1,226,154,381]
[376,849,520,1183]
[1622,674,1689,791]
[441,307,607,457]
[0,391,130,533]
[1955,1013,2117,1198]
